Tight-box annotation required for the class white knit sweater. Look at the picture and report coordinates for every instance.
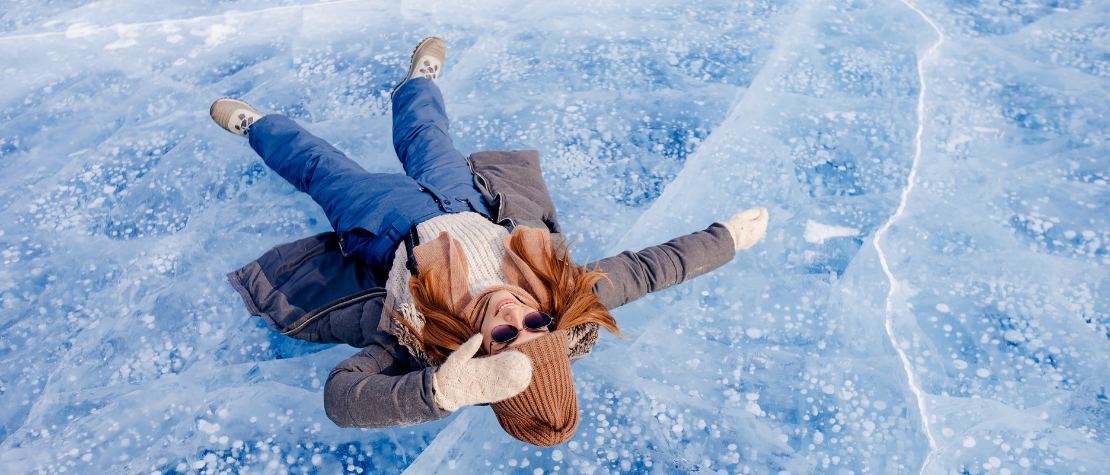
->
[384,212,511,322]
[380,211,599,366]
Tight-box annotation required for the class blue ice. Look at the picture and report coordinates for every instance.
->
[1,0,1109,473]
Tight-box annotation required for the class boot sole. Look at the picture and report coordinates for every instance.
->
[391,37,446,99]
[210,98,260,135]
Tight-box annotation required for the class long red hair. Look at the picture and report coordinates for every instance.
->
[398,229,625,364]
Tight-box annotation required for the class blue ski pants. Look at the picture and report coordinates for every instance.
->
[247,78,490,272]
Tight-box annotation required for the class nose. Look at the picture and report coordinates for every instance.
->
[504,305,529,328]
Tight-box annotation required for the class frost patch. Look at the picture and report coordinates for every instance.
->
[197,420,220,434]
[65,23,100,39]
[804,220,861,244]
[194,23,238,47]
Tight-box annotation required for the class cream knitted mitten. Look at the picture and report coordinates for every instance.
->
[433,334,533,412]
[720,207,769,250]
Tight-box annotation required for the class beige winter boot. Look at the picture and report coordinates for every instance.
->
[392,37,446,98]
[210,98,264,137]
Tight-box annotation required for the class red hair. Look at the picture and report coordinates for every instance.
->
[397,228,625,364]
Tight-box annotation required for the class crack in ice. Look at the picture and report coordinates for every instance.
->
[872,0,945,473]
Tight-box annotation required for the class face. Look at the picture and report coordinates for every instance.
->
[479,290,550,355]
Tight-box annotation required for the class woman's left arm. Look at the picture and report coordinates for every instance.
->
[324,343,451,428]
[324,335,532,428]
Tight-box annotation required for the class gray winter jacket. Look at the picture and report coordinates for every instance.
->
[227,150,736,429]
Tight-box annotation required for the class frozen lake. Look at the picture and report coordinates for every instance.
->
[1,0,1108,473]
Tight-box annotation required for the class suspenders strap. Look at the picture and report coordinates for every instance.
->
[404,224,421,277]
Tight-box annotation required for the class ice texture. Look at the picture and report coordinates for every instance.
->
[1,0,1109,474]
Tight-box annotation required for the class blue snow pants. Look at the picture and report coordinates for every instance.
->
[247,78,490,272]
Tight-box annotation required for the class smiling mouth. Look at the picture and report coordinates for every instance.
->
[494,299,517,315]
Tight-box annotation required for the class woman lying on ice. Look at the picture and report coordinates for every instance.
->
[213,37,769,447]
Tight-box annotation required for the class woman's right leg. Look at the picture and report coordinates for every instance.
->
[247,115,446,269]
[391,78,490,217]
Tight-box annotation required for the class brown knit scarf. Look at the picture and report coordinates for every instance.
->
[410,227,579,446]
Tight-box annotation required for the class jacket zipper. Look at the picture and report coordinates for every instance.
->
[465,155,516,228]
[280,289,386,336]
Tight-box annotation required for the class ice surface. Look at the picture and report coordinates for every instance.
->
[1,0,1108,473]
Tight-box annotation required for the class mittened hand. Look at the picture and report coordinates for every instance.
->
[433,334,533,412]
[721,207,769,250]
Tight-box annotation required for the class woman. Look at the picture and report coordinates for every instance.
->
[214,37,769,447]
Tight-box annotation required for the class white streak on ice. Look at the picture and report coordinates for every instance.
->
[0,0,369,42]
[803,220,860,244]
[872,0,945,473]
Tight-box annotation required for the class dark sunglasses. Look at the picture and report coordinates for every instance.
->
[489,311,553,352]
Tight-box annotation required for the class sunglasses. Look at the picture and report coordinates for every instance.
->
[489,311,553,353]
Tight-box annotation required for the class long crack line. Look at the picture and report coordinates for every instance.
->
[872,0,945,473]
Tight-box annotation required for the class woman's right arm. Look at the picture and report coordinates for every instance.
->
[324,343,451,428]
[592,220,751,310]
[592,208,768,309]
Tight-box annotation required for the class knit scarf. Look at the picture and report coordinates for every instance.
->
[410,226,555,330]
[409,226,579,446]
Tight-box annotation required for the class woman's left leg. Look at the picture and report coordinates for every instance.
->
[248,114,447,269]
